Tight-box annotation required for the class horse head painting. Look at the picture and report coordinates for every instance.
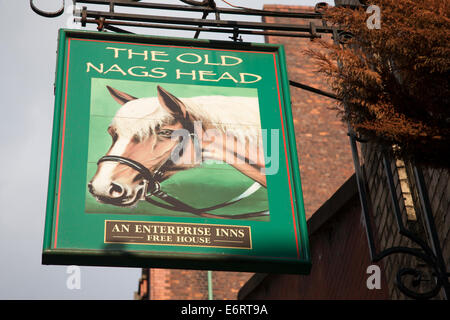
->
[88,85,268,219]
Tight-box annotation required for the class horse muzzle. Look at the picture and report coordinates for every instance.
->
[91,155,162,203]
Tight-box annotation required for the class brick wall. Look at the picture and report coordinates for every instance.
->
[151,269,207,300]
[264,5,354,219]
[149,269,253,300]
[211,271,254,300]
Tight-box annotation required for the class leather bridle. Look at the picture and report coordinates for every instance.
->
[97,133,269,220]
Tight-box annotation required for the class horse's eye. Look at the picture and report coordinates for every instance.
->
[158,129,173,138]
[132,134,140,143]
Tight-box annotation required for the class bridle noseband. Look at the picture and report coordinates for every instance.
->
[97,133,268,220]
[97,155,162,196]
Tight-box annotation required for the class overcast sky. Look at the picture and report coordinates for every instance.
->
[0,0,333,300]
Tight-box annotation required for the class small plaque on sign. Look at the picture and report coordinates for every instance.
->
[104,220,252,249]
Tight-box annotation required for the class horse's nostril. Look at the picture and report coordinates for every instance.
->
[88,182,94,194]
[109,182,124,197]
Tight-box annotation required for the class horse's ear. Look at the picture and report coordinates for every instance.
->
[106,86,137,105]
[157,86,187,118]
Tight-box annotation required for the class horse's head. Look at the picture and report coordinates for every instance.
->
[88,85,194,207]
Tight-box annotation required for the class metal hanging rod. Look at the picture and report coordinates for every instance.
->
[75,8,332,38]
[75,0,324,19]
[289,80,339,101]
[80,17,324,39]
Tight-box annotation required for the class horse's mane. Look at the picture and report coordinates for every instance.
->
[112,95,262,144]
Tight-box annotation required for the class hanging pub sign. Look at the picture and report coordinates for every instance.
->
[42,29,311,274]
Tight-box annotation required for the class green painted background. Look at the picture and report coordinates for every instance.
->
[43,30,310,274]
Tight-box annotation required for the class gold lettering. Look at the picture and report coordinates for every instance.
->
[221,55,243,66]
[104,64,127,76]
[198,70,219,82]
[167,226,176,234]
[217,72,238,83]
[151,51,170,62]
[128,66,148,77]
[86,62,103,73]
[239,73,262,84]
[106,47,126,58]
[111,224,130,232]
[149,67,167,78]
[176,53,202,64]
[204,54,221,66]
[176,69,196,80]
[128,49,148,60]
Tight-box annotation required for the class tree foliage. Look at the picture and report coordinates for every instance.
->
[306,0,450,167]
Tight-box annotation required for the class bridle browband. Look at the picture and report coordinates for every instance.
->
[97,128,269,220]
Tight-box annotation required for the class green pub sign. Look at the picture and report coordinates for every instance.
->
[42,29,311,274]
